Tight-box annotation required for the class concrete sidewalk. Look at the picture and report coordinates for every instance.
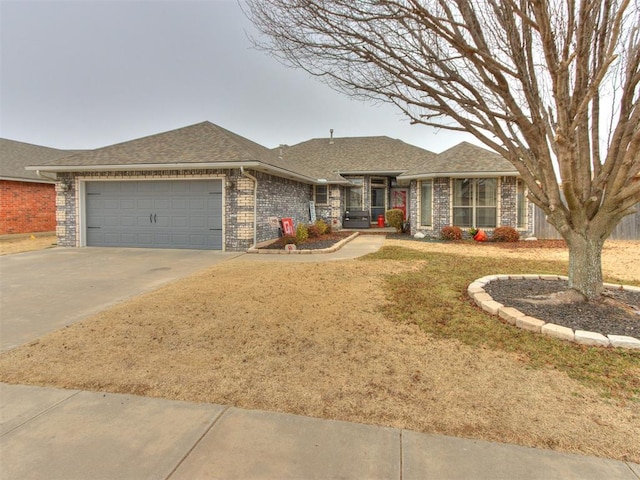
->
[1,383,638,480]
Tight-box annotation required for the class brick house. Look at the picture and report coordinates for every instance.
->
[0,139,74,235]
[23,121,533,251]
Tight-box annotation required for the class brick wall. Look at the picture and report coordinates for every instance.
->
[53,169,314,251]
[254,171,313,244]
[0,180,56,234]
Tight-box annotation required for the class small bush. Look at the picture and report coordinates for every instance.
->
[296,223,309,244]
[283,236,296,245]
[307,223,322,238]
[385,209,404,232]
[315,219,329,235]
[441,226,463,241]
[492,226,520,242]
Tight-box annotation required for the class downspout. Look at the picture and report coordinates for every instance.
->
[240,167,258,248]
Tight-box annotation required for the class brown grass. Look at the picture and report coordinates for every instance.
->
[0,239,639,462]
[0,234,57,255]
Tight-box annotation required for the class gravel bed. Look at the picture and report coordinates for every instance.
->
[485,279,640,337]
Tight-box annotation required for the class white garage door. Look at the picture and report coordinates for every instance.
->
[85,180,223,249]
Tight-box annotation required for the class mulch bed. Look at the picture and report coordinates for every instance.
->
[259,231,353,250]
[485,279,640,337]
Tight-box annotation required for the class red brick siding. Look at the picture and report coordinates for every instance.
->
[0,180,56,234]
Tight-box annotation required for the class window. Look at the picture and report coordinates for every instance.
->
[516,179,526,229]
[345,178,363,210]
[370,177,387,221]
[420,180,433,227]
[314,185,328,205]
[452,178,497,228]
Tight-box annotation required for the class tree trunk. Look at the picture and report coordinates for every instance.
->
[565,232,605,300]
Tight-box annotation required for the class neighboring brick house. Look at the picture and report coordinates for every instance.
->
[0,139,75,234]
[22,121,533,251]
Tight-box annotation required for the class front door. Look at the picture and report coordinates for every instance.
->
[390,188,408,220]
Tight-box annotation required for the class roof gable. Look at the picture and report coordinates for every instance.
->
[278,136,437,181]
[399,141,517,178]
[30,121,282,168]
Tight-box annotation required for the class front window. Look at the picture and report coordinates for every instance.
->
[420,180,433,226]
[453,178,497,228]
[516,179,526,229]
[314,185,328,205]
[345,178,363,211]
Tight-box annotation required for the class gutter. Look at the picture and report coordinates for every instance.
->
[398,171,519,181]
[25,161,320,185]
[240,167,258,249]
[35,170,58,182]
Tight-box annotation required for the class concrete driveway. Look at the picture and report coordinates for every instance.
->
[0,247,243,352]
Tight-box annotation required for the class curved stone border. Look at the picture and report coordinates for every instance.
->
[468,274,640,350]
[246,232,360,255]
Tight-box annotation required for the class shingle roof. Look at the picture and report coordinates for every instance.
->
[29,121,280,167]
[16,122,517,183]
[0,139,76,182]
[399,141,517,178]
[279,136,437,182]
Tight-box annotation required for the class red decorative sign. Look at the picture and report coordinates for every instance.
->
[281,218,295,236]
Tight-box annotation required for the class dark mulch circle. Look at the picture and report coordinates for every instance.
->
[485,279,640,337]
[259,231,354,251]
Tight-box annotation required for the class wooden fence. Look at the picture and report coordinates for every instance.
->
[533,204,640,240]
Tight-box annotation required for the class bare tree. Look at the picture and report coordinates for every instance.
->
[246,0,640,300]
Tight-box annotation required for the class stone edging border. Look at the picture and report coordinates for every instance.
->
[468,275,640,350]
[246,232,360,255]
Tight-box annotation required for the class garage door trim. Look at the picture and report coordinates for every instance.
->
[78,176,225,250]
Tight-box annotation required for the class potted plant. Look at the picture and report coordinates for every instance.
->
[469,227,487,241]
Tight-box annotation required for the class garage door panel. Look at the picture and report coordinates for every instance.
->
[86,180,223,250]
[137,198,153,210]
[119,198,134,209]
[172,198,188,209]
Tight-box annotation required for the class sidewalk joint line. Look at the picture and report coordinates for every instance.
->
[165,404,231,480]
[0,386,81,438]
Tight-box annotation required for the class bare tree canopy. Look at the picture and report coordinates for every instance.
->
[246,0,640,300]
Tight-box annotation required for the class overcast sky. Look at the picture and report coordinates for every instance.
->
[0,0,476,152]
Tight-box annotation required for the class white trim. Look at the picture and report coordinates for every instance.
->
[399,171,518,180]
[0,176,55,184]
[25,161,322,185]
[418,179,434,228]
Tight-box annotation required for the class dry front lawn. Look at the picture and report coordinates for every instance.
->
[1,239,639,462]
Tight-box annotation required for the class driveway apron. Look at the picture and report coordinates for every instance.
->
[0,247,242,352]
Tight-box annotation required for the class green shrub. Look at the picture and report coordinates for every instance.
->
[441,226,463,240]
[296,223,309,244]
[385,209,404,232]
[315,219,329,235]
[492,226,520,242]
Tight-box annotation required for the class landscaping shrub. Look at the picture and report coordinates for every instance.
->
[441,226,463,240]
[385,209,404,232]
[492,226,520,242]
[296,223,309,244]
[315,219,329,235]
[307,223,322,238]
